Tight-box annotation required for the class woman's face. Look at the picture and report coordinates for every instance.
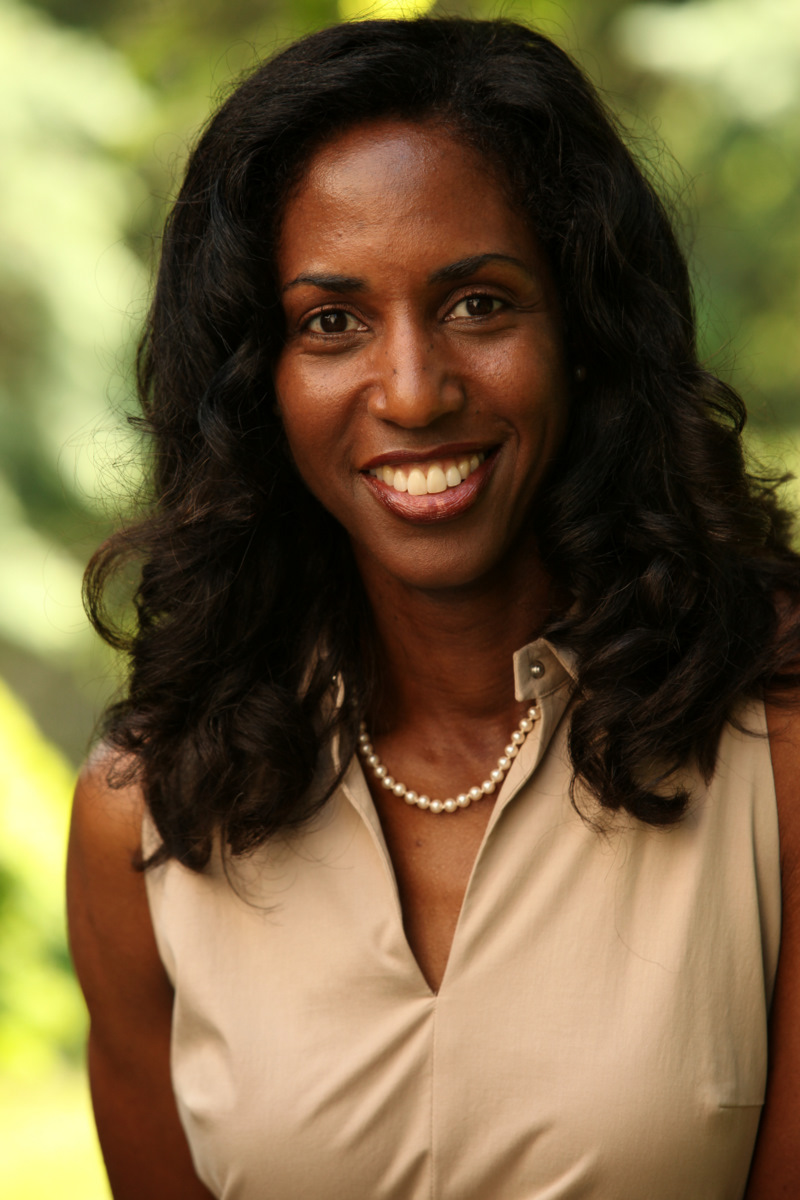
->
[274,118,570,593]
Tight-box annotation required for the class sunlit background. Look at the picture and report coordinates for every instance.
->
[1,0,798,1194]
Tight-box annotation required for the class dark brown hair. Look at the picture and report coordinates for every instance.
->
[85,16,800,867]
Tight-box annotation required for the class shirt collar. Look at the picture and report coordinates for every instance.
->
[338,636,577,853]
[512,637,577,703]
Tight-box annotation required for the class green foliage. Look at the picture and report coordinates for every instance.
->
[613,0,800,425]
[0,0,149,760]
[0,678,112,1195]
[0,1071,109,1198]
[0,678,83,1071]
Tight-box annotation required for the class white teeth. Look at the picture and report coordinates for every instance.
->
[370,452,488,495]
[407,467,428,496]
[426,465,447,494]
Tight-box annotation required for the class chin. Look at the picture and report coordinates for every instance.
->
[359,535,523,595]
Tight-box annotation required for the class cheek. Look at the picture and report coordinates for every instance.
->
[466,319,567,395]
[500,348,570,431]
[274,359,357,499]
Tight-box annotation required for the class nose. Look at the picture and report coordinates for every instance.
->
[367,317,465,428]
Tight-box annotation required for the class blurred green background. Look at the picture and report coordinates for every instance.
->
[1,0,798,1194]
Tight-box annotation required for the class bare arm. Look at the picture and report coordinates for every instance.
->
[66,752,214,1199]
[744,702,800,1197]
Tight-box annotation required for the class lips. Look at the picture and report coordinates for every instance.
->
[361,447,497,524]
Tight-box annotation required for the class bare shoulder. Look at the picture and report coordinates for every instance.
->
[766,698,800,887]
[766,592,800,884]
[69,743,147,890]
[744,696,800,1197]
[67,744,157,1002]
[67,746,212,1198]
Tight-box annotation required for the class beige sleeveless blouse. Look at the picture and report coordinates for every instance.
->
[144,639,781,1199]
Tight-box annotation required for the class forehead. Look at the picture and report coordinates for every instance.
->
[296,117,493,195]
[277,118,540,276]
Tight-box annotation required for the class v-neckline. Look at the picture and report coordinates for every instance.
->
[337,644,575,996]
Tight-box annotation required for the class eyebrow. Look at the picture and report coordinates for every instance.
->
[282,273,365,294]
[281,253,532,295]
[428,253,532,283]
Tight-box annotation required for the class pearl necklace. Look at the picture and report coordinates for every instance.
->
[358,705,540,814]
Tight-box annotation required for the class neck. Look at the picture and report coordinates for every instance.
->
[356,542,559,735]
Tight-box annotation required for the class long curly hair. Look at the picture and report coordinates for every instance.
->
[85,16,800,868]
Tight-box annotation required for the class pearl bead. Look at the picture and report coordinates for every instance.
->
[359,699,541,815]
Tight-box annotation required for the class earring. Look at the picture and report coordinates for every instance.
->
[573,365,587,383]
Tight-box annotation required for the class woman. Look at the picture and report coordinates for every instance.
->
[67,16,800,1199]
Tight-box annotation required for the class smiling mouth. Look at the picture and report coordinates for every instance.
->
[367,452,486,495]
[361,448,497,524]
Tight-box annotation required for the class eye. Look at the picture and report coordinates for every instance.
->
[305,309,363,334]
[448,294,504,320]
